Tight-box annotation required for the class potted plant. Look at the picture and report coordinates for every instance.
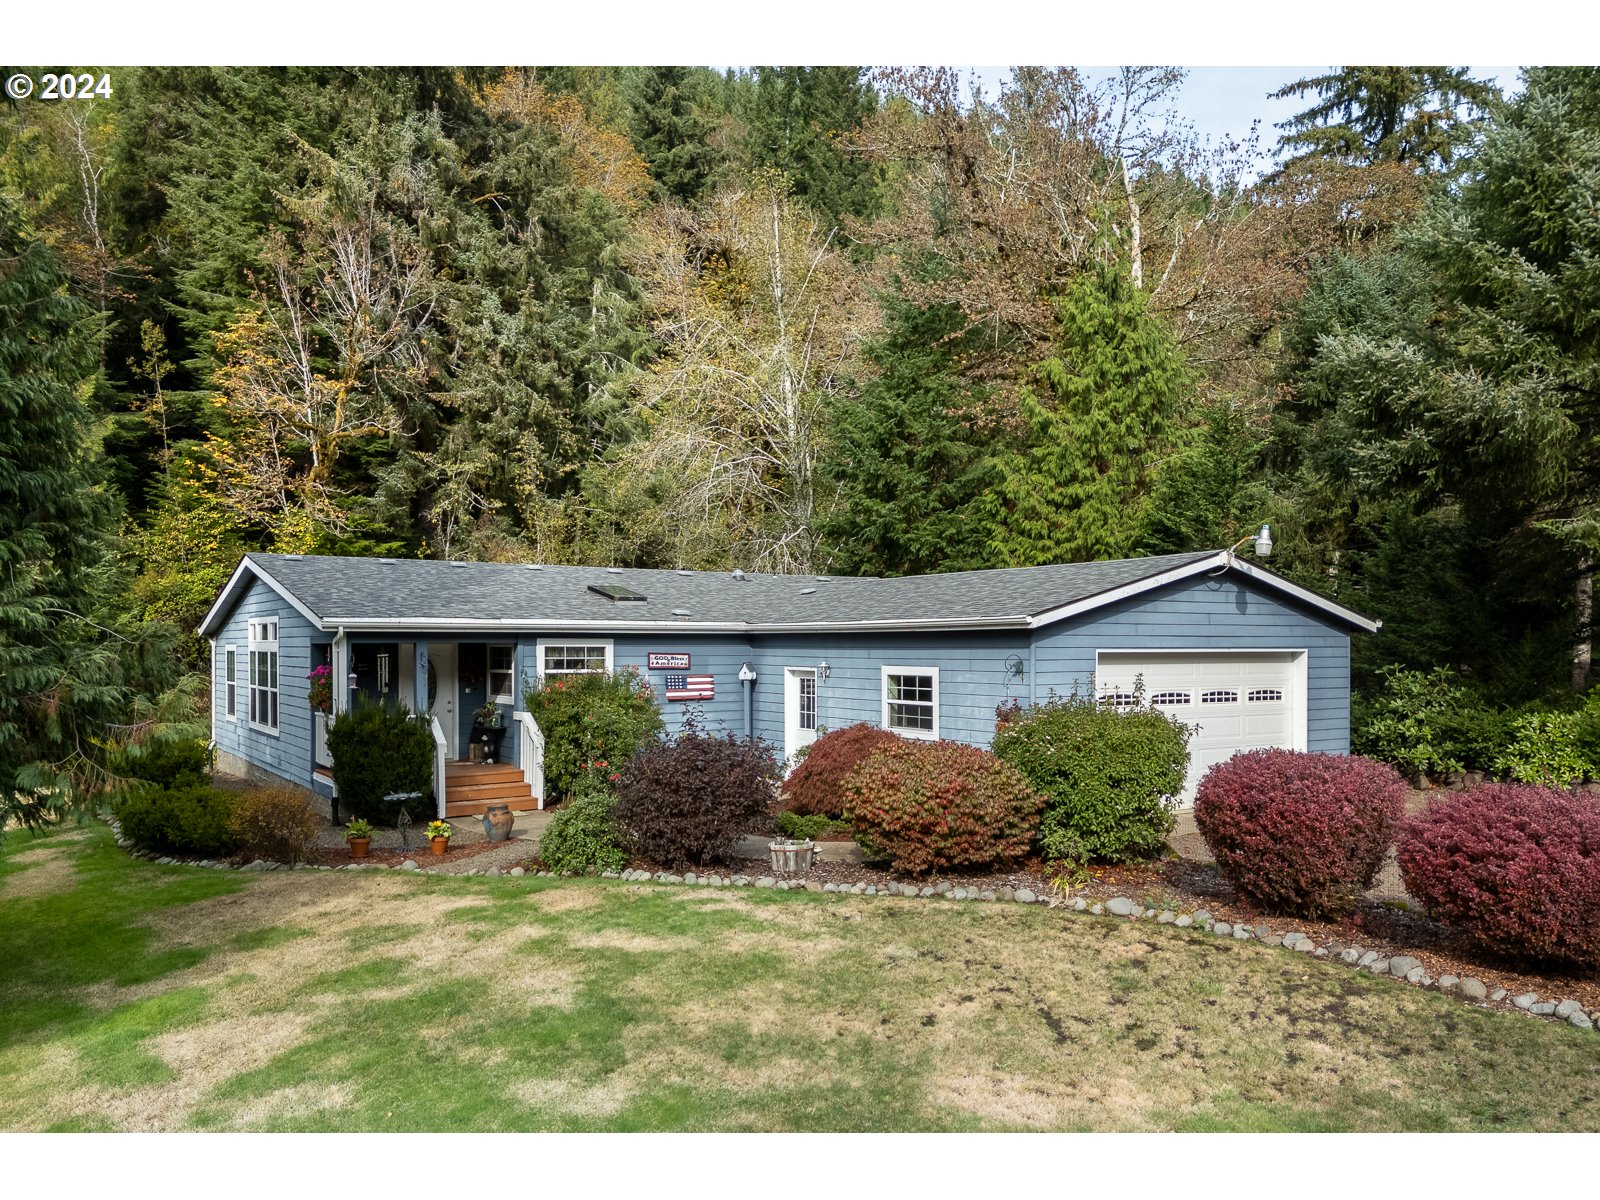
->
[345,817,374,859]
[473,701,505,763]
[425,819,453,856]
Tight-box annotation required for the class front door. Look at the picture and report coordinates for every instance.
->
[784,668,819,765]
[426,642,460,760]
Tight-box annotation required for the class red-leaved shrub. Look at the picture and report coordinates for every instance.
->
[1193,749,1406,918]
[1396,784,1600,966]
[843,739,1044,875]
[780,723,901,817]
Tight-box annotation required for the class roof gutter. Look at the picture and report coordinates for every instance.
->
[318,614,1035,635]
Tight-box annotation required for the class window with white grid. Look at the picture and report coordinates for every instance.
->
[538,641,613,678]
[882,667,938,738]
[248,620,279,733]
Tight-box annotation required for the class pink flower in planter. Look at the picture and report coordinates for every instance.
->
[307,664,334,712]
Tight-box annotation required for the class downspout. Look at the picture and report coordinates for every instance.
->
[208,637,218,768]
[738,662,758,740]
[329,627,346,825]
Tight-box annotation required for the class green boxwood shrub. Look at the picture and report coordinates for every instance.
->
[114,784,237,857]
[325,700,435,824]
[525,669,664,803]
[112,738,211,790]
[775,810,835,841]
[991,689,1190,865]
[538,783,628,874]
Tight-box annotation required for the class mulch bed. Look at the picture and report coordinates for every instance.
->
[298,839,510,869]
[610,847,1600,1017]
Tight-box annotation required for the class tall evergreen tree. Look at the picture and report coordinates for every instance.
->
[1138,397,1273,554]
[1284,68,1600,692]
[986,264,1188,565]
[817,290,994,576]
[740,67,881,227]
[1270,66,1500,173]
[0,198,124,828]
[626,67,718,202]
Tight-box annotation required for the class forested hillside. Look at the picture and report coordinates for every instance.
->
[5,64,1599,822]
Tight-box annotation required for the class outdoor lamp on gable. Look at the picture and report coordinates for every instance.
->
[817,661,830,681]
[1228,523,1273,560]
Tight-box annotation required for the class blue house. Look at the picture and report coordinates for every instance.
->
[197,549,1378,820]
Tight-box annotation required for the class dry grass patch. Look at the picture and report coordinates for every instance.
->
[0,846,77,901]
[231,1082,354,1128]
[509,1075,632,1119]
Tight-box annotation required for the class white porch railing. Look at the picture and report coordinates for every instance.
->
[514,711,546,810]
[313,712,333,768]
[430,714,447,819]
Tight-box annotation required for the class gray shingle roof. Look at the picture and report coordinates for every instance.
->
[233,550,1222,630]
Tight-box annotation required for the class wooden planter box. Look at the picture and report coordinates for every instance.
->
[769,839,817,874]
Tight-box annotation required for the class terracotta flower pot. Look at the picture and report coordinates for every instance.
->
[348,837,371,859]
[430,836,449,856]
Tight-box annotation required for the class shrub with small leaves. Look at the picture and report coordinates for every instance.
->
[114,784,237,857]
[1397,784,1600,966]
[325,699,435,824]
[779,722,900,818]
[843,739,1044,875]
[991,687,1190,865]
[1492,710,1588,786]
[111,738,211,790]
[1193,750,1407,918]
[539,783,627,875]
[229,786,322,864]
[614,717,779,868]
[525,669,663,803]
[775,810,834,841]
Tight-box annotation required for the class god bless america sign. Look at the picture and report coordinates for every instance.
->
[646,652,691,670]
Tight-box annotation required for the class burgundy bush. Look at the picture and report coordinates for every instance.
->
[613,719,780,869]
[1397,784,1600,966]
[780,723,901,817]
[843,739,1044,875]
[1193,749,1407,918]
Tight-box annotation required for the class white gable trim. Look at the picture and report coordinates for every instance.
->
[1224,558,1381,633]
[1027,551,1380,634]
[197,556,326,638]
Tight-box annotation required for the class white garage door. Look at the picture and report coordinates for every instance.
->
[1096,651,1303,807]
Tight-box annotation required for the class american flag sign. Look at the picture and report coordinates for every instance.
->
[664,673,715,701]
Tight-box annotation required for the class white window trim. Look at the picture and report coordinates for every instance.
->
[881,665,940,740]
[535,638,615,681]
[223,644,237,721]
[247,621,281,737]
[488,643,516,703]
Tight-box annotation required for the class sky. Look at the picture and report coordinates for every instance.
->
[968,66,1525,177]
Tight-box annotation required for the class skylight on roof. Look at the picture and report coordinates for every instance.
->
[588,583,647,603]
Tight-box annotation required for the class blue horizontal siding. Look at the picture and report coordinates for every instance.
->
[211,576,317,788]
[1032,574,1352,752]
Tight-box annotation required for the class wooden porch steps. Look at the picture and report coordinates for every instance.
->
[442,761,540,819]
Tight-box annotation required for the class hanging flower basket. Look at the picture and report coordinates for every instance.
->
[307,664,333,712]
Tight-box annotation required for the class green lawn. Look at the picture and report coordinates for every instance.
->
[2,824,1597,1131]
